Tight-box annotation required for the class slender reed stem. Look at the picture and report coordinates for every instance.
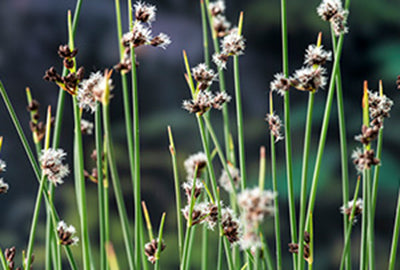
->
[96,103,107,270]
[339,178,361,270]
[297,92,315,270]
[304,22,349,230]
[233,54,247,189]
[280,1,297,266]
[26,107,52,270]
[167,126,183,259]
[0,247,7,270]
[154,213,167,270]
[203,0,231,161]
[359,170,368,270]
[388,188,400,270]
[331,30,351,270]
[102,101,135,270]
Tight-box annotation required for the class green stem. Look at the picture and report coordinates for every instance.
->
[203,0,231,161]
[130,38,144,270]
[223,237,234,270]
[305,25,348,229]
[270,131,282,270]
[367,169,375,270]
[388,188,400,270]
[233,56,247,189]
[339,178,361,270]
[203,115,238,199]
[359,170,368,270]
[180,226,194,270]
[96,103,107,270]
[297,92,315,270]
[280,1,297,266]
[168,127,183,260]
[154,213,167,270]
[0,247,7,270]
[371,127,384,217]
[102,102,135,270]
[331,31,351,270]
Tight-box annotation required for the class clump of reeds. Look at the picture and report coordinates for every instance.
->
[0,0,400,270]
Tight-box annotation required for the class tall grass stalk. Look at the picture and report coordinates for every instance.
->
[330,30,351,270]
[388,188,400,270]
[67,10,92,268]
[279,1,298,266]
[269,93,282,270]
[167,126,183,259]
[25,107,52,270]
[203,0,232,159]
[102,72,135,270]
[95,102,107,270]
[154,213,167,270]
[297,92,315,270]
[0,247,7,270]
[339,177,361,270]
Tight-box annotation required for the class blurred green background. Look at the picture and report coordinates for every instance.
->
[0,0,400,269]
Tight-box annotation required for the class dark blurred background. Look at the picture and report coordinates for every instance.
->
[1,0,400,269]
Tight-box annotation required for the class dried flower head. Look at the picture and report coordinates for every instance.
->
[288,231,311,262]
[205,203,219,230]
[0,159,6,173]
[221,29,245,56]
[182,203,208,226]
[212,52,229,69]
[134,1,156,24]
[219,164,241,193]
[396,75,400,90]
[291,66,327,92]
[317,0,343,21]
[0,178,9,194]
[123,24,152,48]
[221,207,241,244]
[192,63,217,90]
[352,148,380,173]
[354,124,379,145]
[40,148,69,186]
[368,90,393,123]
[27,99,40,112]
[4,247,16,263]
[213,15,231,38]
[182,91,214,115]
[317,0,348,36]
[78,71,114,112]
[212,92,231,109]
[341,198,363,223]
[184,152,207,178]
[239,230,262,251]
[209,0,226,16]
[182,178,204,202]
[57,44,78,59]
[57,221,79,245]
[150,33,171,49]
[270,73,291,96]
[81,119,94,135]
[265,112,284,142]
[238,188,276,223]
[144,239,166,264]
[304,44,332,66]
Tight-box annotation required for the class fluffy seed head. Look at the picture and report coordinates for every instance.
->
[211,92,231,110]
[317,0,343,21]
[0,159,6,173]
[0,178,9,194]
[182,178,204,202]
[219,165,241,193]
[270,73,291,96]
[340,198,363,223]
[40,148,70,186]
[184,152,207,179]
[221,29,245,56]
[368,90,393,122]
[209,1,226,16]
[78,71,114,112]
[212,52,229,69]
[144,239,166,264]
[239,230,262,252]
[238,188,276,223]
[192,63,217,90]
[182,203,209,226]
[304,44,332,66]
[57,221,79,245]
[80,119,94,135]
[352,148,380,173]
[221,207,241,244]
[291,66,327,92]
[134,1,156,24]
[213,15,231,38]
[265,112,284,142]
[150,33,171,49]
